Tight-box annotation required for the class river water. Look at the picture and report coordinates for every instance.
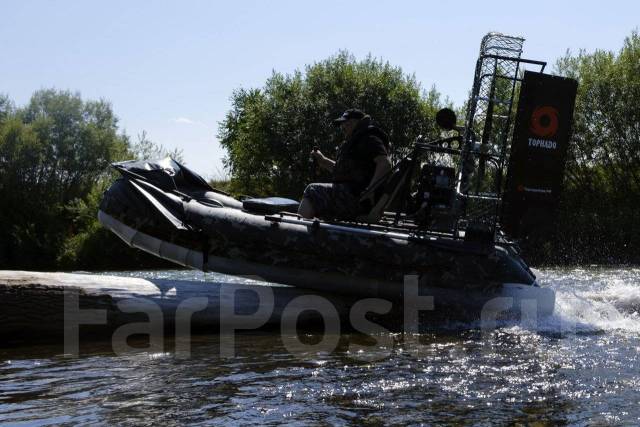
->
[1,267,639,425]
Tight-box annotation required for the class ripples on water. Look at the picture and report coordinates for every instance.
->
[1,268,639,425]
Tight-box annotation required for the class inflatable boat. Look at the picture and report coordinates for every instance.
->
[99,34,577,318]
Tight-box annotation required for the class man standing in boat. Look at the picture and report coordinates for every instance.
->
[298,108,392,219]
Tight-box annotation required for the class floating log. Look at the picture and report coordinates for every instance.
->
[0,271,362,345]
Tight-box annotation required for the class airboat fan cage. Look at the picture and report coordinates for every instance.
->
[457,32,547,231]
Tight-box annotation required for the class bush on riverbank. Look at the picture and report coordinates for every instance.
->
[0,90,176,270]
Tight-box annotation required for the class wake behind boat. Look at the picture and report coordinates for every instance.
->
[98,33,577,319]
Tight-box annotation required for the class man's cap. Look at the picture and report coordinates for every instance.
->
[332,109,365,126]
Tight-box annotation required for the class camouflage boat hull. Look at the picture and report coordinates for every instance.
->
[98,161,555,317]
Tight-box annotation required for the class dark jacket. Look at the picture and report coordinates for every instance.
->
[333,116,390,194]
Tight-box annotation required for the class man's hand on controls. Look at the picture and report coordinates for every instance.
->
[310,149,336,172]
[310,149,325,162]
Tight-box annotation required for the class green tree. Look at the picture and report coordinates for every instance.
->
[0,94,13,122]
[218,51,445,197]
[0,89,187,270]
[130,130,184,163]
[547,30,640,263]
[0,89,130,268]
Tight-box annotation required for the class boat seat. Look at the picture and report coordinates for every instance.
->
[356,158,413,223]
[242,197,300,214]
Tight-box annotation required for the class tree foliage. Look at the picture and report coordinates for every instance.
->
[557,31,640,195]
[131,130,184,163]
[543,30,640,263]
[218,51,445,197]
[0,89,173,269]
[0,90,126,267]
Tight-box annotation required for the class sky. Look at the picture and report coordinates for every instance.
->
[2,0,637,179]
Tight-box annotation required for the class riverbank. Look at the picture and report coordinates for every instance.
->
[0,268,558,348]
[0,270,360,347]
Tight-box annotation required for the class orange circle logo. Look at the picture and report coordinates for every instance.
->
[530,106,559,138]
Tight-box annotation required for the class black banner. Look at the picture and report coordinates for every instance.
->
[502,71,578,238]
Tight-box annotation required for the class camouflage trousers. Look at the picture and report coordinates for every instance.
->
[302,182,361,220]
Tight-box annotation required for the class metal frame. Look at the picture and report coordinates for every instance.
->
[455,33,546,234]
[363,34,548,241]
